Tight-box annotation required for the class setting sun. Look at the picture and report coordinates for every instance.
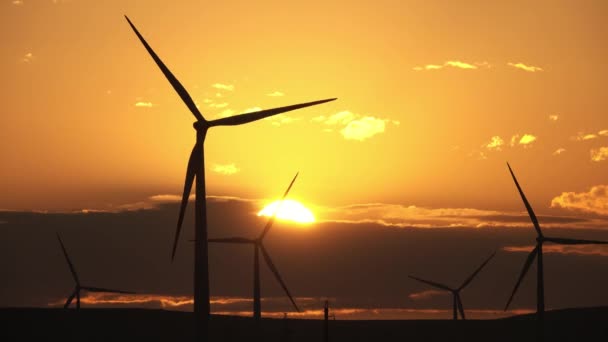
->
[257,200,315,224]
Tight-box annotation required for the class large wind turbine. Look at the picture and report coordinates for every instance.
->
[57,233,134,309]
[124,16,334,339]
[209,172,301,321]
[504,163,608,326]
[408,252,495,320]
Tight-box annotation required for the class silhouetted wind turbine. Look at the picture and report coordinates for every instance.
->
[124,16,335,339]
[209,172,301,321]
[504,163,608,328]
[408,252,496,320]
[57,233,134,309]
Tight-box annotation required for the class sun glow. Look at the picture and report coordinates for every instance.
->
[258,200,315,224]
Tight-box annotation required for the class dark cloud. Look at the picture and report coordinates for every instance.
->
[1,198,608,318]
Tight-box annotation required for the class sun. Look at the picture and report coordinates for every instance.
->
[257,199,315,224]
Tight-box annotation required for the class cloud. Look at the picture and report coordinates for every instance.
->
[314,111,395,141]
[486,136,504,151]
[211,163,240,175]
[591,147,608,162]
[573,132,598,141]
[549,115,559,122]
[46,293,531,319]
[599,130,608,137]
[408,290,448,301]
[209,102,228,108]
[518,134,537,146]
[134,102,154,107]
[202,98,213,103]
[266,91,285,97]
[212,83,234,91]
[551,185,608,215]
[12,0,23,5]
[265,115,301,127]
[413,60,478,71]
[216,108,235,118]
[503,245,608,257]
[317,203,599,229]
[507,62,543,72]
[553,148,566,156]
[21,52,33,63]
[340,117,386,141]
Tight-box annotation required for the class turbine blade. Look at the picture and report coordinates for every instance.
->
[544,237,608,245]
[408,275,452,291]
[504,244,539,311]
[507,163,543,237]
[64,290,77,309]
[82,286,135,294]
[172,143,201,261]
[208,99,336,127]
[56,233,79,284]
[457,294,466,320]
[260,244,300,312]
[259,172,299,240]
[208,237,255,244]
[124,16,204,122]
[458,251,496,290]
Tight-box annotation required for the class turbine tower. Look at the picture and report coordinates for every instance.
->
[124,16,335,340]
[504,163,608,334]
[209,172,301,320]
[408,252,495,320]
[57,233,134,309]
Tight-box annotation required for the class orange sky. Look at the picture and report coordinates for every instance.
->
[2,0,608,218]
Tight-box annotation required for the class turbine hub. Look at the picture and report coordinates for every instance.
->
[193,121,207,131]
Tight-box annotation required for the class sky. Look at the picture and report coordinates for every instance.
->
[1,0,608,319]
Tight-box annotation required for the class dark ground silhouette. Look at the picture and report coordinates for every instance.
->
[1,307,606,341]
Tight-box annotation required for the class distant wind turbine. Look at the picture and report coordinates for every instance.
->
[408,251,496,320]
[209,172,301,321]
[124,15,335,339]
[57,233,134,309]
[504,163,608,328]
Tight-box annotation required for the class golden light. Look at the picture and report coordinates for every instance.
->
[257,200,315,224]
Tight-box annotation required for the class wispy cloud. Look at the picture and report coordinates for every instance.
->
[485,136,504,151]
[413,60,478,71]
[551,185,608,215]
[408,290,448,301]
[46,293,531,320]
[572,132,598,141]
[21,52,33,63]
[209,102,228,108]
[211,163,240,175]
[507,62,543,72]
[212,83,234,91]
[313,111,395,141]
[317,203,599,229]
[599,130,608,137]
[591,147,608,162]
[134,101,154,107]
[216,108,235,118]
[12,0,23,5]
[553,148,566,156]
[503,245,608,257]
[266,91,284,97]
[548,115,559,122]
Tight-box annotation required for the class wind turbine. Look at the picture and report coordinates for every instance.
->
[504,163,608,327]
[408,251,496,320]
[57,233,134,309]
[209,172,301,321]
[124,16,334,339]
